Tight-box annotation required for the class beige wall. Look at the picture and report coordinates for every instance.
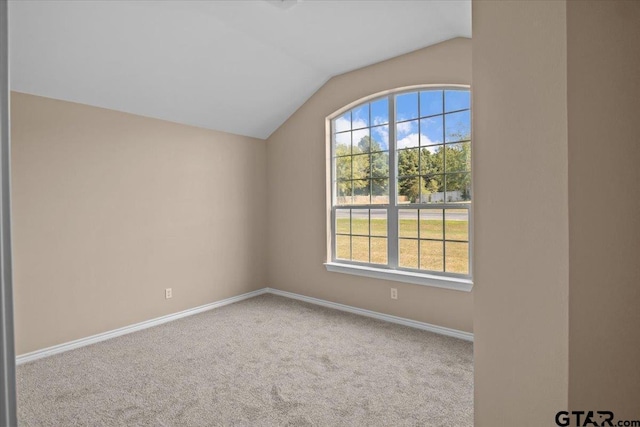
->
[567,1,640,419]
[472,1,569,425]
[11,92,267,355]
[266,38,473,333]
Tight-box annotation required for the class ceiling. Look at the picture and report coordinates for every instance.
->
[9,0,471,139]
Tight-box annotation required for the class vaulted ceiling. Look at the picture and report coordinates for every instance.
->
[9,0,471,139]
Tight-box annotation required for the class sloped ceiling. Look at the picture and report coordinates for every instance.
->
[9,0,471,139]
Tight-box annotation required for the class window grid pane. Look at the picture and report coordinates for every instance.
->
[444,209,469,242]
[370,237,388,264]
[445,241,469,275]
[420,240,444,272]
[370,209,387,237]
[399,238,418,269]
[336,235,351,260]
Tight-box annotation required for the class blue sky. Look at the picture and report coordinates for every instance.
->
[334,90,470,153]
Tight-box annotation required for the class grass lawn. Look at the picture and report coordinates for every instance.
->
[336,218,469,274]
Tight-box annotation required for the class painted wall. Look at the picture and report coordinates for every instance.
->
[266,38,473,333]
[472,1,569,425]
[11,92,267,354]
[567,1,640,419]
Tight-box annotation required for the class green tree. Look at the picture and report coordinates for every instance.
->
[335,143,352,197]
[443,143,471,201]
[396,138,471,203]
[354,135,390,198]
[360,136,389,192]
[398,149,420,202]
[420,147,444,201]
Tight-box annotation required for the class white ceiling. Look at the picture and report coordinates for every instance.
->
[9,0,471,139]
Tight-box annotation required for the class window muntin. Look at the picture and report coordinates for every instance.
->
[330,88,471,280]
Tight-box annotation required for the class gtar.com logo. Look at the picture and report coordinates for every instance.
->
[556,411,614,426]
[555,411,640,427]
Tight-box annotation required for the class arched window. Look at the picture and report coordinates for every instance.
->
[326,87,472,291]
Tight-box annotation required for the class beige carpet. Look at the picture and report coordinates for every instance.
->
[17,294,473,426]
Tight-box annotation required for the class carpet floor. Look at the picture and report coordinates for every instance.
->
[17,294,473,426]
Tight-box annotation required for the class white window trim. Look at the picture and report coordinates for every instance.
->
[325,85,473,292]
[324,262,473,292]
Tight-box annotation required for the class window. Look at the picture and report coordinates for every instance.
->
[326,87,472,291]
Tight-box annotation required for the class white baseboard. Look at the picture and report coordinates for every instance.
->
[17,286,472,365]
[265,288,474,342]
[16,288,268,365]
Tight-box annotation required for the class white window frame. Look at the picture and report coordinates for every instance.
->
[324,85,473,292]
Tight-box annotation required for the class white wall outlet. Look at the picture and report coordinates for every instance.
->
[390,288,398,300]
[165,288,172,299]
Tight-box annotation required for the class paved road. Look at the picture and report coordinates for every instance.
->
[336,209,468,221]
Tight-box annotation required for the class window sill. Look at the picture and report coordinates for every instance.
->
[324,262,473,292]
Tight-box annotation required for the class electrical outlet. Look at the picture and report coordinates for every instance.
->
[165,288,172,299]
[390,288,398,300]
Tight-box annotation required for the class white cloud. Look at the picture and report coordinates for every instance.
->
[372,125,389,149]
[397,133,420,149]
[352,118,367,129]
[396,121,416,137]
[352,128,369,147]
[334,116,350,133]
[397,133,436,150]
[335,132,350,147]
[334,116,367,133]
[421,134,436,146]
[372,116,387,126]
